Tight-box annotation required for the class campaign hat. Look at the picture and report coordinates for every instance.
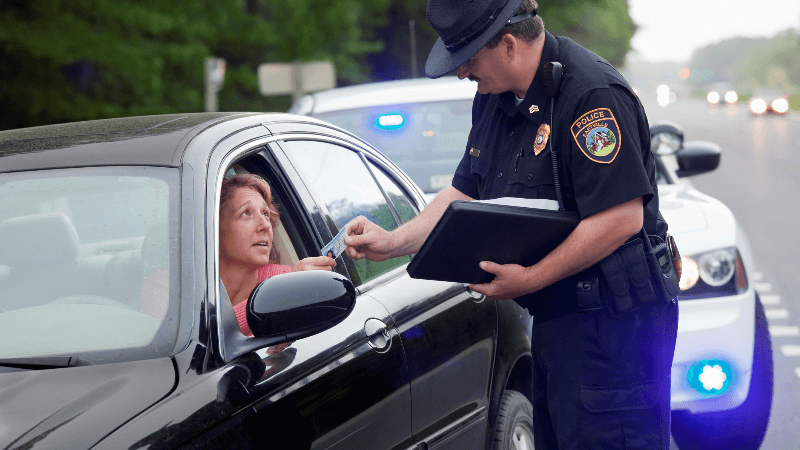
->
[425,0,529,78]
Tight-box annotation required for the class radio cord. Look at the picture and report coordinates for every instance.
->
[549,96,565,212]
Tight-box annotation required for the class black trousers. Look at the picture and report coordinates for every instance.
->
[530,300,678,449]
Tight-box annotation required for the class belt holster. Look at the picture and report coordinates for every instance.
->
[598,230,680,318]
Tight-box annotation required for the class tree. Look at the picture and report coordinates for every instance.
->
[541,0,636,68]
[0,0,392,130]
[0,0,636,130]
[688,30,800,94]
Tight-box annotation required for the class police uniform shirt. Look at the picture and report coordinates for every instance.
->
[452,31,664,316]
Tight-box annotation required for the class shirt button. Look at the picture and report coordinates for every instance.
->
[498,173,503,178]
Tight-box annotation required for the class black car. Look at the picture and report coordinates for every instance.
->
[0,113,533,450]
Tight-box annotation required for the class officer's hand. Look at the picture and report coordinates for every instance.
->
[344,216,396,262]
[469,261,534,301]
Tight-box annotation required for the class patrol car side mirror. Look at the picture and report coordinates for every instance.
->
[650,121,684,155]
[675,141,721,178]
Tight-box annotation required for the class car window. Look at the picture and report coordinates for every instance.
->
[281,140,411,285]
[366,159,419,224]
[0,167,180,364]
[314,99,472,193]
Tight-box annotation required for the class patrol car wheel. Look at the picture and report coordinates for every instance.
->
[492,390,535,450]
[671,295,773,450]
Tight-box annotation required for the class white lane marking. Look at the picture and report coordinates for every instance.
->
[796,368,800,381]
[781,345,800,357]
[765,309,790,320]
[754,282,773,293]
[752,271,764,282]
[769,326,800,337]
[760,294,781,306]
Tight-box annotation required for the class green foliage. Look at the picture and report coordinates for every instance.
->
[0,0,391,130]
[689,29,800,95]
[1,0,634,130]
[539,0,634,68]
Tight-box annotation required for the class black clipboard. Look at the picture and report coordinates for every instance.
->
[407,200,580,284]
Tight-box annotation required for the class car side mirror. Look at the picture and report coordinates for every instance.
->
[675,141,721,178]
[247,271,356,339]
[216,271,356,363]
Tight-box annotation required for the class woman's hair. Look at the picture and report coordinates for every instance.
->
[220,173,281,264]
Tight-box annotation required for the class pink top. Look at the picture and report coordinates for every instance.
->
[233,264,292,336]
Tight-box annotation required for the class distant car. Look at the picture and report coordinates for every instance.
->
[749,88,789,115]
[0,113,535,450]
[705,82,738,107]
[293,78,774,450]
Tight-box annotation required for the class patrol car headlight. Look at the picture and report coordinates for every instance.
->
[706,91,720,104]
[698,249,736,287]
[724,90,738,104]
[678,247,747,299]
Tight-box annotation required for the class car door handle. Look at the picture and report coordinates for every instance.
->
[465,286,485,303]
[364,318,392,353]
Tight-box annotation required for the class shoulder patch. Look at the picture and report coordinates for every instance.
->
[570,108,620,163]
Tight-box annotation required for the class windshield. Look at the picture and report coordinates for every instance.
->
[0,167,180,365]
[315,99,473,193]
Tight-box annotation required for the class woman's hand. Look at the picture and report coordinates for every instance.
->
[291,256,336,272]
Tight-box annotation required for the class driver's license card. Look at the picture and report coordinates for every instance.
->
[321,228,348,258]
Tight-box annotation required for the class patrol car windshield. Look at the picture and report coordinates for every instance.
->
[0,166,180,366]
[315,99,473,193]
[316,99,674,192]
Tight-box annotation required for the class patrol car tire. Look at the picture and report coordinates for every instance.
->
[492,390,535,450]
[670,295,773,450]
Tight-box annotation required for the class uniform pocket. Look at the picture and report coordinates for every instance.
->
[504,155,554,198]
[510,155,553,187]
[619,241,656,305]
[580,381,660,412]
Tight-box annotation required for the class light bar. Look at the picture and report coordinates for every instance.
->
[376,113,405,130]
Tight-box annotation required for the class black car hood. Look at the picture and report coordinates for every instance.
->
[0,357,175,450]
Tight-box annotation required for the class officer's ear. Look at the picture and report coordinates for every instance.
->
[501,34,517,60]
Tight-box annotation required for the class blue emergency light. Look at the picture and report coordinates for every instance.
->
[687,359,733,395]
[376,113,405,130]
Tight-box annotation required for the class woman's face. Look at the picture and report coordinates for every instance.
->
[219,187,274,270]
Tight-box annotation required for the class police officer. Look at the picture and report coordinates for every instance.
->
[344,0,679,448]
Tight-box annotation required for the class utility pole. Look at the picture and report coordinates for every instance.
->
[204,58,226,112]
[409,19,418,78]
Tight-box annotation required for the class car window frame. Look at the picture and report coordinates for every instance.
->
[207,134,324,364]
[272,136,420,289]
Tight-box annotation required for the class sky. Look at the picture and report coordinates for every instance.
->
[627,0,800,63]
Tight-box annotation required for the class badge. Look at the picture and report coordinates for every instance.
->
[570,108,621,163]
[469,147,481,157]
[533,123,550,156]
[528,105,539,114]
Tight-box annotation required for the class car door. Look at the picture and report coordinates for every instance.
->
[180,134,415,450]
[362,158,499,449]
[277,138,498,449]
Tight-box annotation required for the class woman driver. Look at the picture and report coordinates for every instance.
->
[219,173,336,336]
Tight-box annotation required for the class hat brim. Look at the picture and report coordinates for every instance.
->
[425,0,525,78]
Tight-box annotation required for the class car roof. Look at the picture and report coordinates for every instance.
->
[0,113,261,173]
[300,77,478,114]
